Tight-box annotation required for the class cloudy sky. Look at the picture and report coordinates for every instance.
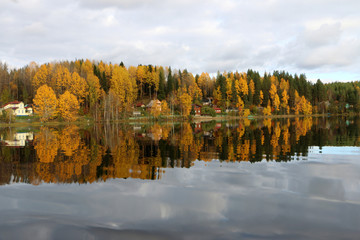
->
[1,0,360,82]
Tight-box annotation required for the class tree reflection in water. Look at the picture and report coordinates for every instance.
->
[0,116,359,185]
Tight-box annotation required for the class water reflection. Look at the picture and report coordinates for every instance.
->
[0,117,359,185]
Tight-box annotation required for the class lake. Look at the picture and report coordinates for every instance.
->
[0,117,359,239]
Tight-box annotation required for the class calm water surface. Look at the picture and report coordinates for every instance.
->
[0,117,359,239]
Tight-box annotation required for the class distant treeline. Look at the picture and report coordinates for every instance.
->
[0,60,359,121]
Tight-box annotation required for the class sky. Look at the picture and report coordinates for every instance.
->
[1,0,360,82]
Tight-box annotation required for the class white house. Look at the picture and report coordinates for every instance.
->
[0,101,33,116]
[1,132,34,147]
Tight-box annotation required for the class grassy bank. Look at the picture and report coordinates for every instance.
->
[0,112,358,128]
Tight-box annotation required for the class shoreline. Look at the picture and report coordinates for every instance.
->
[0,113,357,127]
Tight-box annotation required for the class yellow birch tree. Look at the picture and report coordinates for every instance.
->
[58,91,80,121]
[179,91,192,116]
[33,84,57,121]
[161,100,170,115]
[69,72,88,103]
[32,64,50,91]
[281,90,290,114]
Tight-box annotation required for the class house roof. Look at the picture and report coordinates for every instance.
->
[8,101,21,104]
[146,100,161,108]
[1,101,23,108]
[192,104,202,108]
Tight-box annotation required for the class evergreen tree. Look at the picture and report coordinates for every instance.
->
[262,73,271,107]
[216,72,227,102]
[166,67,173,95]
[253,71,261,106]
[158,67,166,100]
[313,79,326,104]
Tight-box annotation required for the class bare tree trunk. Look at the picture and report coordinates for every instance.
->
[103,95,106,122]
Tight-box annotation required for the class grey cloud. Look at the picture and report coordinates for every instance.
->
[298,40,360,69]
[1,0,360,80]
[22,22,47,35]
[303,22,342,47]
[78,0,164,9]
[77,0,213,10]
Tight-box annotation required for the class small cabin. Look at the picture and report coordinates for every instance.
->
[146,100,162,111]
[202,98,212,106]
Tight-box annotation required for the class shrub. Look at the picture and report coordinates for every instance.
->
[201,106,216,117]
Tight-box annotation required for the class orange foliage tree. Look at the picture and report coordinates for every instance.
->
[179,90,192,116]
[34,127,59,163]
[32,64,51,91]
[33,84,57,121]
[161,100,170,115]
[58,91,80,121]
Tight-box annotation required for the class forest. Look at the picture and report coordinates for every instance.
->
[0,59,359,121]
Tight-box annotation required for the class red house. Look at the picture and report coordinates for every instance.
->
[213,107,221,114]
[194,122,202,132]
[193,104,202,116]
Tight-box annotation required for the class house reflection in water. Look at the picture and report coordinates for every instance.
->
[1,132,33,147]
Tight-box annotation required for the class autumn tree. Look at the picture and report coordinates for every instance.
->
[197,72,213,97]
[249,80,255,96]
[146,65,159,99]
[34,127,59,163]
[0,109,15,123]
[213,86,222,106]
[110,65,137,113]
[69,72,88,104]
[161,100,170,115]
[188,83,202,101]
[236,96,244,112]
[32,64,50,91]
[235,73,248,96]
[242,109,250,117]
[53,65,72,95]
[293,90,302,115]
[273,93,280,112]
[281,90,290,114]
[259,90,264,105]
[87,74,102,120]
[179,89,192,116]
[269,83,277,101]
[263,100,272,116]
[136,65,147,98]
[300,96,312,115]
[33,84,57,121]
[58,91,80,121]
[226,77,233,109]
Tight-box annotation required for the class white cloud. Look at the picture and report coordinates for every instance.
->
[0,0,360,81]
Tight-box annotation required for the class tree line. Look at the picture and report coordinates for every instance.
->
[0,60,359,121]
